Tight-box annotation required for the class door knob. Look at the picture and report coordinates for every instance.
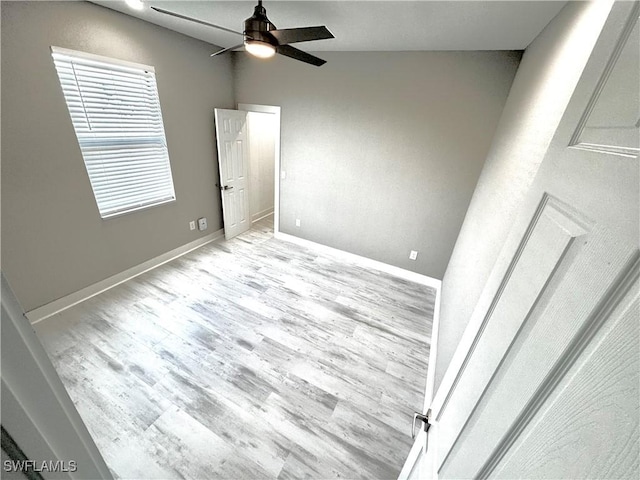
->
[216,184,234,191]
[412,409,431,439]
[412,409,432,451]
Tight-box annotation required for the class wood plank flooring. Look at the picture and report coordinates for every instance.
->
[35,218,435,479]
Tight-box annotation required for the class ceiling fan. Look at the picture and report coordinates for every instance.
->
[151,1,335,66]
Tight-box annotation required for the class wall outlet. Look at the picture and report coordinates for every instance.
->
[189,221,196,231]
[281,170,287,180]
[197,217,207,231]
[295,218,301,227]
[409,250,418,260]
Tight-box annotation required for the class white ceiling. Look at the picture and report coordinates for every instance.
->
[91,0,567,53]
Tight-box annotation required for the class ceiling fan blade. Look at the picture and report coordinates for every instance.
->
[150,6,244,36]
[210,44,245,57]
[270,26,334,45]
[276,45,326,67]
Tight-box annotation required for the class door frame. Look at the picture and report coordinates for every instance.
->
[237,103,282,234]
[398,281,442,479]
[1,274,113,479]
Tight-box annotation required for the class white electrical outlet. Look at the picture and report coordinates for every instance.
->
[295,218,301,227]
[197,217,207,231]
[409,250,418,260]
[281,171,287,180]
[189,221,196,231]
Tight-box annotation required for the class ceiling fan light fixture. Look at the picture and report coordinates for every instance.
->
[152,1,332,66]
[244,40,276,59]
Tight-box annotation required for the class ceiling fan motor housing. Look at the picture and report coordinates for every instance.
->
[151,0,331,66]
[244,2,277,44]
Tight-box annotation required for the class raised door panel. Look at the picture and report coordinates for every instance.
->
[427,2,639,479]
[570,9,639,157]
[214,108,251,240]
[436,193,637,478]
[493,276,639,479]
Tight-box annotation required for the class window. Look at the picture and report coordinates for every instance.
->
[51,47,176,218]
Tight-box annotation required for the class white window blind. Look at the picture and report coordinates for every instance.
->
[51,47,176,218]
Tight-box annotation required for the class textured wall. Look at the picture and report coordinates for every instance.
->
[234,51,520,279]
[434,0,616,392]
[1,1,234,312]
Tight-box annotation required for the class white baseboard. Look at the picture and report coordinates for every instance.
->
[27,229,225,324]
[274,232,442,290]
[28,228,441,325]
[252,208,275,224]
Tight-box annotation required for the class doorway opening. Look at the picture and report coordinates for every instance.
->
[238,103,281,236]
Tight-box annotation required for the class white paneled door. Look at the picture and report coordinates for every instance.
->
[214,108,251,240]
[401,2,639,478]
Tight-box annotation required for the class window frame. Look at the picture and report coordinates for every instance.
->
[51,46,176,219]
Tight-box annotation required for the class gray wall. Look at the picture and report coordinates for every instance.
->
[1,1,234,312]
[434,0,614,392]
[234,51,520,279]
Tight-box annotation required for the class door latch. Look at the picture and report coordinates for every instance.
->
[412,409,431,439]
[216,184,233,191]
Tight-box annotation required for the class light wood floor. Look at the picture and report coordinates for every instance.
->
[35,217,435,479]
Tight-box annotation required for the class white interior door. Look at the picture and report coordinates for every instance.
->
[401,2,639,478]
[214,108,251,240]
